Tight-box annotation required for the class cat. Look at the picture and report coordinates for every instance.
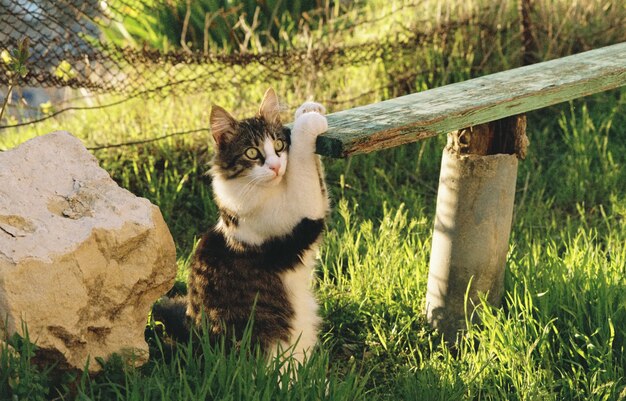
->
[155,89,330,366]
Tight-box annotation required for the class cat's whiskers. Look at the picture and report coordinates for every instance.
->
[231,174,269,211]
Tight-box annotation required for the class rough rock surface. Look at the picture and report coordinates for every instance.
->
[0,131,177,372]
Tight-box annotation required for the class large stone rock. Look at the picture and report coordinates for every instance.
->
[0,131,177,372]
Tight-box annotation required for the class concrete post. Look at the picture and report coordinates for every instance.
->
[425,116,528,341]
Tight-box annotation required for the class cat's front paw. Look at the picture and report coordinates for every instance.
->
[293,111,328,139]
[294,102,326,120]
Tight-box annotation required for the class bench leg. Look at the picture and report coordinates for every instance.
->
[425,115,528,341]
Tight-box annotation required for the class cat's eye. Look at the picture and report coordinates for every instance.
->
[274,139,286,153]
[244,147,261,160]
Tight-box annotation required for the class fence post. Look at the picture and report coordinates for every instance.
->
[425,115,528,341]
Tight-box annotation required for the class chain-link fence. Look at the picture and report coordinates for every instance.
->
[0,1,507,126]
[2,0,624,138]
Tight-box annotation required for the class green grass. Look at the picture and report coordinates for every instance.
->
[2,0,626,399]
[2,91,625,401]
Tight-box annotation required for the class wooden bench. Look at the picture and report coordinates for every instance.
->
[314,42,626,339]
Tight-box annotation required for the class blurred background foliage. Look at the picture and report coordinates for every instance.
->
[101,0,332,53]
[2,0,625,119]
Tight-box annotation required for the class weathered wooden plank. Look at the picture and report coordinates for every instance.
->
[315,42,626,158]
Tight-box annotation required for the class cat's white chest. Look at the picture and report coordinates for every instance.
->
[233,188,324,245]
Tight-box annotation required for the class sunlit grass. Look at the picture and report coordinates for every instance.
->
[1,0,626,399]
[2,90,626,399]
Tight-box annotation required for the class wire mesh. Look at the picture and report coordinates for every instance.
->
[0,1,496,101]
[2,0,624,142]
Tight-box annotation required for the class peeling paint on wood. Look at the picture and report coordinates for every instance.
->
[314,42,626,158]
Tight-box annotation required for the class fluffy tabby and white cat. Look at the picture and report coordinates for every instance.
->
[181,88,329,364]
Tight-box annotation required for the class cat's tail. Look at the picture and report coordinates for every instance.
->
[151,296,192,343]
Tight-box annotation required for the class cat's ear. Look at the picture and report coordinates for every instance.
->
[258,88,281,124]
[210,105,237,146]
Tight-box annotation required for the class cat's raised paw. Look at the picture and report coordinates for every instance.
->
[294,102,326,120]
[293,110,328,139]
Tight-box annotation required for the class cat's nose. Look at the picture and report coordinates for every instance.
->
[267,160,281,175]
